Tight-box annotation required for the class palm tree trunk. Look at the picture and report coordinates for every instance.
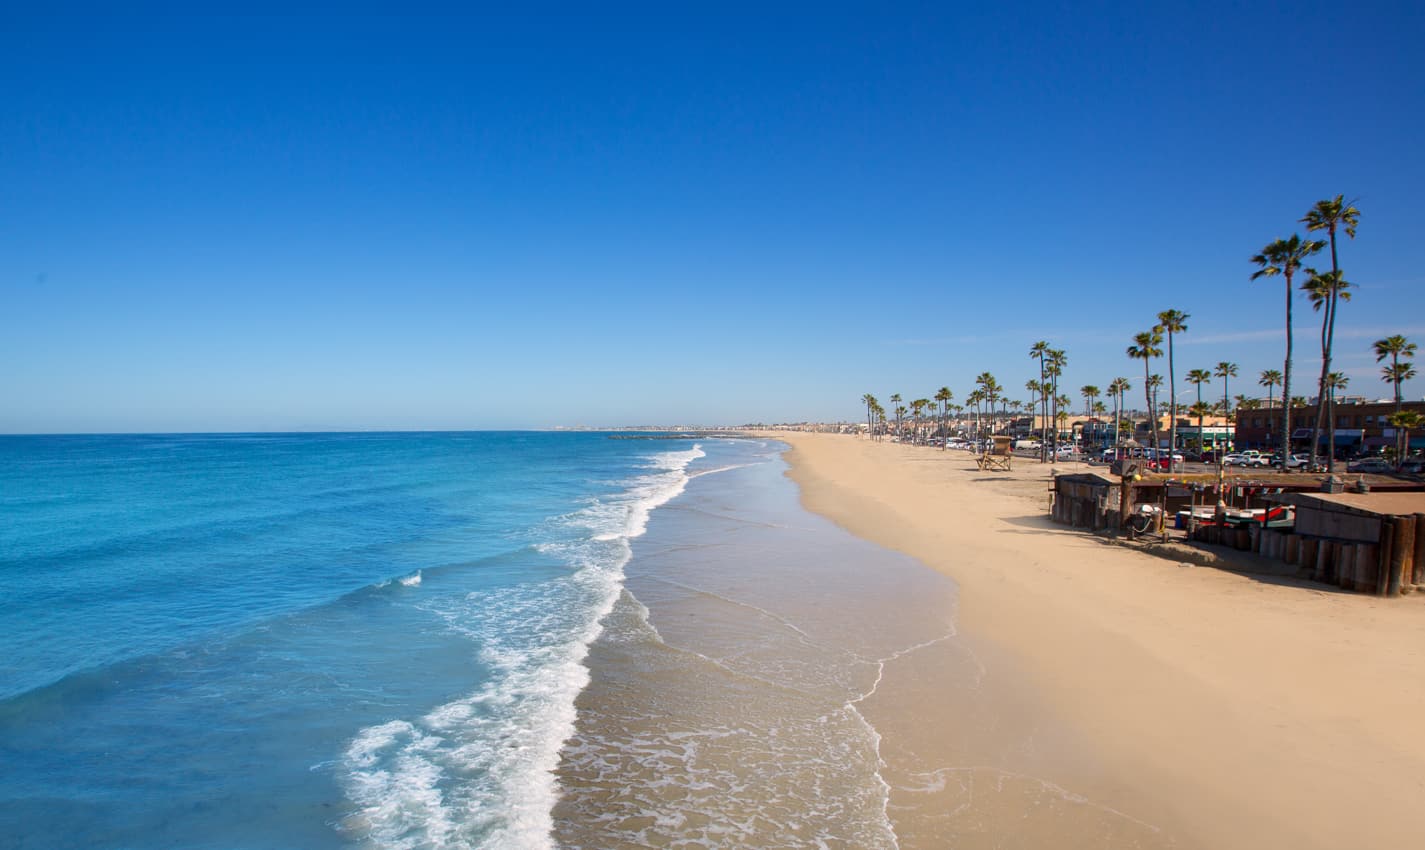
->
[1167,333,1177,462]
[1322,227,1341,471]
[1282,274,1293,463]
[1267,386,1275,452]
[1393,353,1404,459]
[1044,385,1050,460]
[1143,361,1157,456]
[1312,303,1330,470]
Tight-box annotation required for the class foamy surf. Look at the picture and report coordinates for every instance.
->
[337,445,704,850]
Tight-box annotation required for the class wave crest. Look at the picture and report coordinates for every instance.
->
[337,444,704,849]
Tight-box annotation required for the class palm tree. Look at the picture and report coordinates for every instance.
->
[1080,384,1100,447]
[935,387,953,449]
[1030,341,1050,458]
[1374,335,1417,459]
[1080,385,1100,418]
[1024,379,1042,447]
[1215,362,1238,452]
[1252,234,1325,460]
[1304,270,1355,470]
[1324,373,1350,458]
[1190,401,1213,455]
[909,398,926,444]
[1046,349,1067,455]
[1127,330,1163,452]
[1374,335,1418,404]
[1388,410,1421,464]
[1156,309,1189,453]
[1303,196,1361,472]
[862,393,878,439]
[979,374,1002,435]
[1185,368,1213,451]
[1093,396,1109,449]
[1107,377,1131,453]
[1259,369,1282,411]
[889,394,903,440]
[1303,194,1360,285]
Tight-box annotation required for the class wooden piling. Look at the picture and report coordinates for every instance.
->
[1316,540,1336,584]
[1249,524,1261,553]
[1387,515,1414,597]
[1413,513,1425,588]
[1336,543,1355,590]
[1300,537,1320,577]
[1354,543,1379,593]
[1285,534,1300,565]
[1377,518,1395,597]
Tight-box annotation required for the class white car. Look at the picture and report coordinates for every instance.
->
[1271,453,1312,469]
[1225,450,1270,467]
[1346,457,1394,474]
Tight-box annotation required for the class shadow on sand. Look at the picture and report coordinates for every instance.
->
[998,513,1362,595]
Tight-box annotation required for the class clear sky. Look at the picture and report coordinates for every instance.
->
[4,3,1423,432]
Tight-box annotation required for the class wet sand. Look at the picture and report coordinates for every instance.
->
[770,432,1425,849]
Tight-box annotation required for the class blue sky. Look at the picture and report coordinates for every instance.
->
[4,3,1423,432]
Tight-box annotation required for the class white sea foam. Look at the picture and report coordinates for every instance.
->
[337,444,703,850]
[374,570,423,590]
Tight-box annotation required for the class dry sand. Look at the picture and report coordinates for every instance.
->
[765,431,1425,850]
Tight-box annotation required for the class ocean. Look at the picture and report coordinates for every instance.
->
[0,432,959,849]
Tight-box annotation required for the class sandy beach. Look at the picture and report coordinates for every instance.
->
[767,431,1425,849]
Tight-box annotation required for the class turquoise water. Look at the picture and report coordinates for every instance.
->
[0,432,710,849]
[1,432,971,849]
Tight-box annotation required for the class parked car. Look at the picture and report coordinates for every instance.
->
[1346,457,1395,474]
[1399,459,1424,474]
[1224,450,1271,468]
[1270,452,1313,470]
[1054,444,1081,458]
[1137,449,1183,470]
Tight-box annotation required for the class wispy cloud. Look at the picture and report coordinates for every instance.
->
[1180,329,1282,345]
[1182,325,1425,346]
[882,335,1001,346]
[881,329,1111,347]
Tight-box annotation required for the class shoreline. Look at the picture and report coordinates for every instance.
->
[765,431,1425,849]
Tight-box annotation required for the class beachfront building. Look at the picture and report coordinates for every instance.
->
[1176,424,1235,451]
[1131,414,1233,450]
[1235,398,1425,455]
